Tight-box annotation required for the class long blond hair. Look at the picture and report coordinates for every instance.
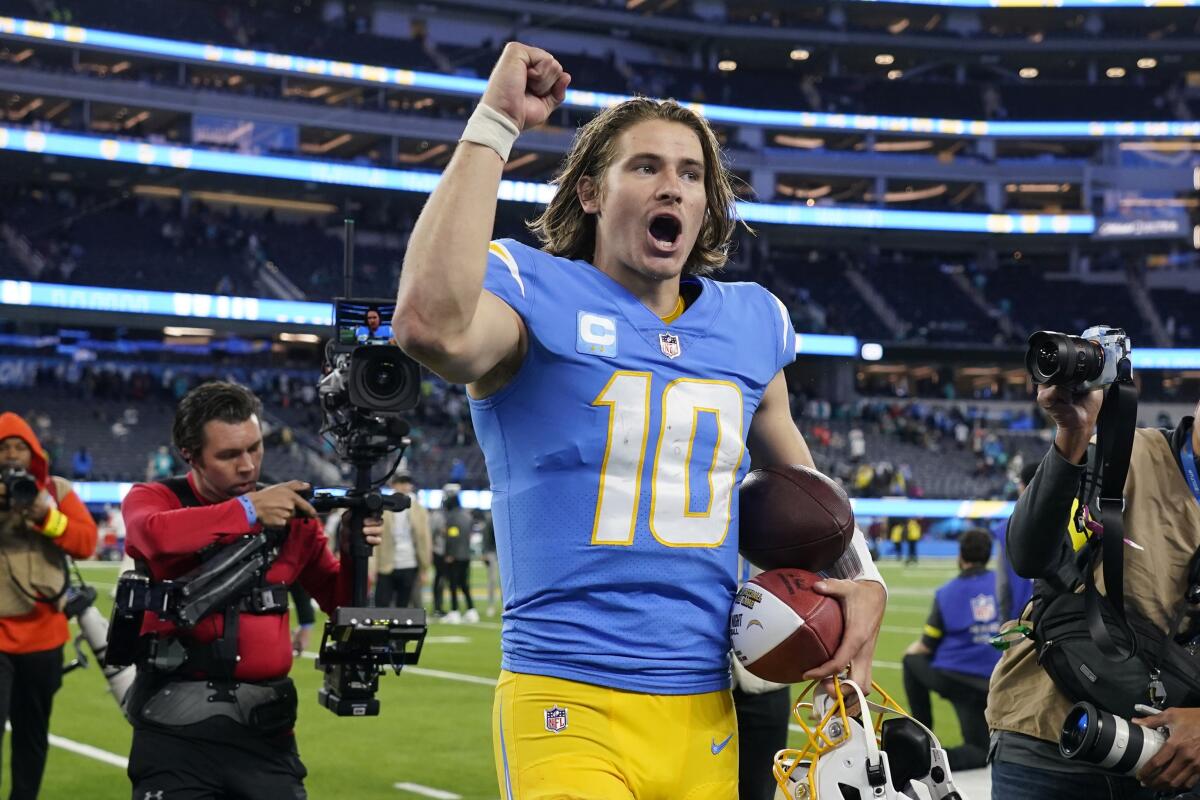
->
[528,98,741,276]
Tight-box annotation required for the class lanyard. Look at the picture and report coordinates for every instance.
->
[1183,435,1200,507]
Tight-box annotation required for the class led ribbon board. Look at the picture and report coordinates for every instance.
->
[0,278,333,326]
[9,280,1197,367]
[0,126,1096,234]
[71,482,1016,518]
[0,16,1196,139]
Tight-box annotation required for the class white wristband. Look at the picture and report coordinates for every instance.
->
[460,102,520,161]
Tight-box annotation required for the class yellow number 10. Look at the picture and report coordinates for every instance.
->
[590,372,745,548]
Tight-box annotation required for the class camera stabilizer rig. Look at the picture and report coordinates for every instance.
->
[308,462,426,717]
[310,218,428,716]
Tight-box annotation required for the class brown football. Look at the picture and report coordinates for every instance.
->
[738,464,855,572]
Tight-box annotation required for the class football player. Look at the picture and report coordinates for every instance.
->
[393,43,887,800]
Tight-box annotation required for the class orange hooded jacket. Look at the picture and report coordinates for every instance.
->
[0,412,97,653]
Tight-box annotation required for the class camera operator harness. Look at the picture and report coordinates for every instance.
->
[106,478,298,735]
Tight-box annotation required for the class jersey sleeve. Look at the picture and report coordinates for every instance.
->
[759,286,796,374]
[483,239,536,321]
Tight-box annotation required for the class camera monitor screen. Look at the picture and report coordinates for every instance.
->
[335,299,396,346]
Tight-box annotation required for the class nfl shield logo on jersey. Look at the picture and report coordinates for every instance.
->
[658,332,682,359]
[970,593,996,623]
[544,705,568,733]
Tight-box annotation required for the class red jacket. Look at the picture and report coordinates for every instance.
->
[0,412,98,653]
[123,473,350,681]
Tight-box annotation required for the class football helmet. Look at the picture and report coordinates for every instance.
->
[773,677,965,800]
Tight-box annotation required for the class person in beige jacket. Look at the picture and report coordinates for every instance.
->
[373,471,431,608]
[988,388,1200,799]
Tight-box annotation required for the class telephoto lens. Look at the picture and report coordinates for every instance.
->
[1059,702,1167,776]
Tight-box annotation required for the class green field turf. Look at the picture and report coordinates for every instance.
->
[17,559,968,799]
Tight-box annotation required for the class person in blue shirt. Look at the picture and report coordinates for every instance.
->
[70,446,92,480]
[392,43,887,800]
[902,527,1001,771]
[993,461,1037,621]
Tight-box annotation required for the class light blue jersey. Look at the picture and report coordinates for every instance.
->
[470,239,795,694]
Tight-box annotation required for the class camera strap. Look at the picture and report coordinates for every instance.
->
[1182,436,1200,508]
[1086,374,1138,662]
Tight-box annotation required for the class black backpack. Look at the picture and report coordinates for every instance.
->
[1031,548,1200,720]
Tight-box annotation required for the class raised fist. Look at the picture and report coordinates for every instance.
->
[480,42,571,132]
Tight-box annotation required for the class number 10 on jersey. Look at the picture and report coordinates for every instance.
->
[590,371,745,548]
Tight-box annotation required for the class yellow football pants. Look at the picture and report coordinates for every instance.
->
[492,670,739,800]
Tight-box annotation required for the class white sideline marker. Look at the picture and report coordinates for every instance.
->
[394,782,462,799]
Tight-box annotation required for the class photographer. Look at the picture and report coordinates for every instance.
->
[121,381,383,799]
[987,387,1200,798]
[0,411,97,800]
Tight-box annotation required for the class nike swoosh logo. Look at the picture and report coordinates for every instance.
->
[711,733,734,755]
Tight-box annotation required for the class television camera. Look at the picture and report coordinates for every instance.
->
[103,221,428,717]
[310,220,428,716]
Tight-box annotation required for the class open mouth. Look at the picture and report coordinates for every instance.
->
[647,214,682,252]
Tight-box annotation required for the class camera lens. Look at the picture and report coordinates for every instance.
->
[348,345,421,413]
[1036,342,1059,374]
[1025,332,1105,388]
[366,359,401,397]
[1059,702,1167,775]
[1059,705,1092,756]
[1,468,38,508]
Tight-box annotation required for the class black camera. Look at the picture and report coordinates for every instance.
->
[0,466,39,511]
[310,290,428,716]
[1025,326,1131,392]
[1059,701,1167,776]
[320,298,420,420]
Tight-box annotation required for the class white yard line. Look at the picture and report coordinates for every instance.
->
[13,723,472,800]
[4,723,127,769]
[48,732,129,768]
[881,625,924,635]
[393,782,463,799]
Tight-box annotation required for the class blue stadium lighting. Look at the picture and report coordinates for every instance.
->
[740,201,1095,234]
[0,125,553,202]
[2,16,1198,140]
[0,126,1097,235]
[75,482,491,511]
[851,499,1015,519]
[795,333,860,357]
[1131,349,1200,370]
[74,481,1001,517]
[6,278,1198,370]
[0,278,333,326]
